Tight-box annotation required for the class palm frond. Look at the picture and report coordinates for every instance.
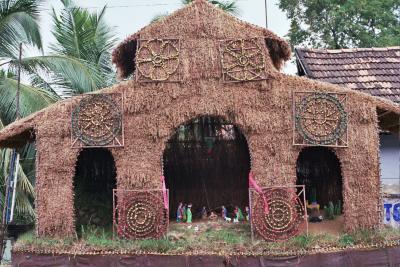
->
[0,0,43,59]
[212,0,240,15]
[0,119,35,220]
[0,76,59,125]
[8,55,104,97]
[181,0,240,15]
[49,2,117,90]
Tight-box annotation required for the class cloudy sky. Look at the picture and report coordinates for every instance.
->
[38,0,296,73]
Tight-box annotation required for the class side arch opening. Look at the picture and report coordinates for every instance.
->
[73,148,117,234]
[296,147,343,227]
[163,115,251,220]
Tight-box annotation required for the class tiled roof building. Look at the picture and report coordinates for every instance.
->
[296,47,400,103]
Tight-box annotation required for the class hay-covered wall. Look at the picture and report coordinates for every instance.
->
[0,0,398,237]
[24,73,389,237]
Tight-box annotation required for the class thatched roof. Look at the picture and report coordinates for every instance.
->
[111,0,292,78]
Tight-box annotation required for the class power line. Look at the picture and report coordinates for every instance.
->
[39,0,249,11]
[39,2,182,11]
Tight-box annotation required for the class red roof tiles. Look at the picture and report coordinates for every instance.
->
[296,47,400,103]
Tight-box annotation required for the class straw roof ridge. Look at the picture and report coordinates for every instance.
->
[112,0,291,78]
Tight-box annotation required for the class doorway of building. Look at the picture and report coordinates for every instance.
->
[163,116,251,220]
[296,146,343,232]
[74,148,117,233]
[296,147,343,208]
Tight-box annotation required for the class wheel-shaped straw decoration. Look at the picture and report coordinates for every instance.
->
[252,188,305,241]
[72,94,122,146]
[295,93,347,145]
[136,39,180,81]
[221,38,266,81]
[118,191,168,239]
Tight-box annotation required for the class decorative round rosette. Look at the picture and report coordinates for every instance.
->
[221,39,266,81]
[72,94,122,146]
[295,93,347,145]
[252,188,305,241]
[118,191,168,239]
[136,39,180,81]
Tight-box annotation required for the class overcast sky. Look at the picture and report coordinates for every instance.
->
[39,0,296,73]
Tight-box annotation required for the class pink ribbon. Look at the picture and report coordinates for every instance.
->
[249,172,269,214]
[161,175,169,210]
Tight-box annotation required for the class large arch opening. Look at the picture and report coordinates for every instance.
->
[296,147,343,232]
[163,116,251,220]
[74,148,117,233]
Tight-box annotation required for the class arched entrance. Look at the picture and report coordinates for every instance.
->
[74,148,117,232]
[163,116,251,220]
[296,147,343,211]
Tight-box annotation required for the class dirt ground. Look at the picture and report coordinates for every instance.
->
[305,215,344,236]
[170,215,345,238]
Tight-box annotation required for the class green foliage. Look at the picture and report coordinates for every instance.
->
[80,225,114,247]
[50,0,118,94]
[0,74,58,223]
[279,0,400,48]
[339,234,354,247]
[0,0,118,223]
[182,0,240,15]
[0,119,37,221]
[290,234,317,249]
[138,239,173,253]
[205,228,243,244]
[334,200,342,216]
[325,201,335,220]
[0,0,42,59]
[1,0,117,99]
[0,76,59,125]
[152,0,240,22]
[14,224,400,255]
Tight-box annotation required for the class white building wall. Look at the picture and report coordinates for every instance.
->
[380,133,400,194]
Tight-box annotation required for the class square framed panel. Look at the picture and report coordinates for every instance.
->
[249,185,307,242]
[293,92,348,147]
[71,93,124,148]
[135,39,181,82]
[113,189,169,239]
[219,37,267,83]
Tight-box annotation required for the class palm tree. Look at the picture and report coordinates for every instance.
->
[0,119,36,220]
[49,0,117,96]
[1,0,114,100]
[0,0,58,222]
[0,0,117,221]
[152,0,240,22]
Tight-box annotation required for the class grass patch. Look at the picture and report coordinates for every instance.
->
[14,222,400,255]
[138,239,173,253]
[338,234,354,247]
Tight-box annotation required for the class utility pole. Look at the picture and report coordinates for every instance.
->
[264,0,268,28]
[16,42,22,120]
[0,43,23,262]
